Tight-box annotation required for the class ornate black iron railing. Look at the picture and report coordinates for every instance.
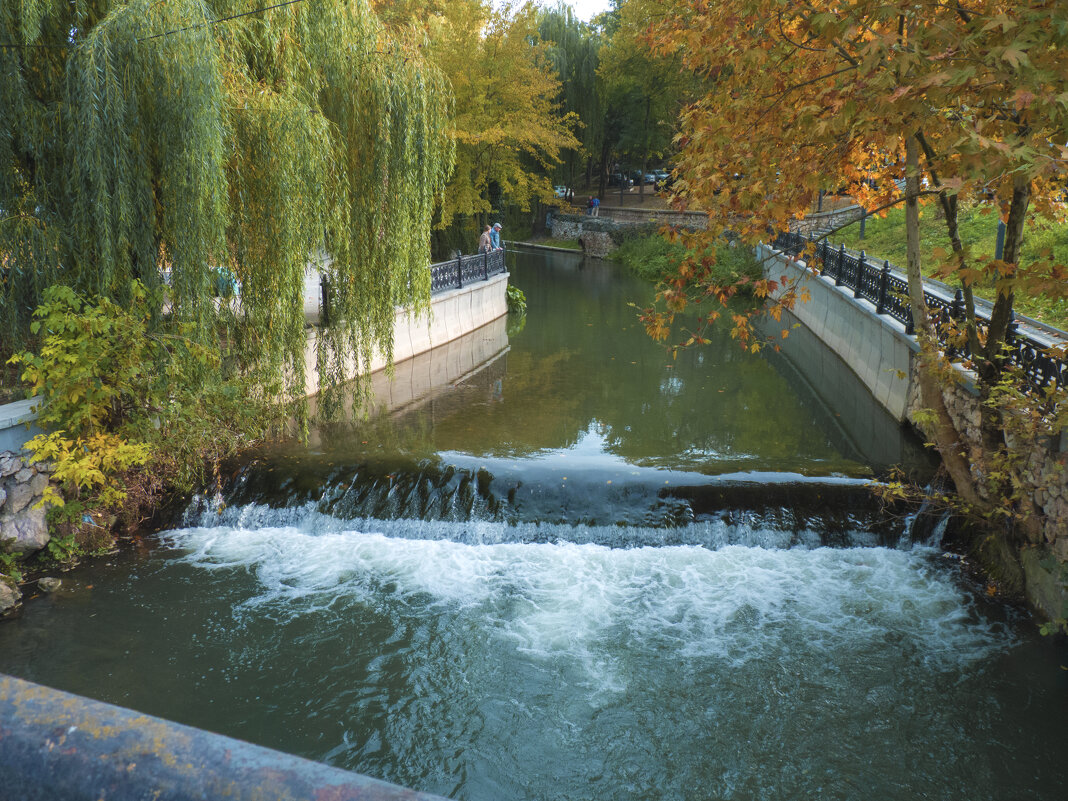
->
[771,232,1067,393]
[322,249,506,325]
[430,248,506,294]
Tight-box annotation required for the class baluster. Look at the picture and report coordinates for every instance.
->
[834,244,845,286]
[854,251,866,299]
[905,305,915,336]
[320,276,331,327]
[483,251,488,280]
[876,261,890,314]
[457,254,463,288]
[951,289,964,319]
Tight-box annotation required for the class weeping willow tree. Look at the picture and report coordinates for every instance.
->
[1,0,454,419]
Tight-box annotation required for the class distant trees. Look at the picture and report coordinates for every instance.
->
[537,5,604,192]
[595,0,695,201]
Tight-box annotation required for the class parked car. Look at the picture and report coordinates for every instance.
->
[643,172,657,184]
[554,185,567,198]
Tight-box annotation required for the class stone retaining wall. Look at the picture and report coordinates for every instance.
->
[598,206,708,229]
[788,205,865,236]
[0,451,55,614]
[549,214,663,258]
[0,452,52,557]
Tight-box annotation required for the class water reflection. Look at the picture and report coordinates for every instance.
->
[309,247,933,481]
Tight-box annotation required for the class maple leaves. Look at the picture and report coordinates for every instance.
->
[633,0,1068,532]
[636,0,1067,341]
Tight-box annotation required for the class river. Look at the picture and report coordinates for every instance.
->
[1,247,1065,800]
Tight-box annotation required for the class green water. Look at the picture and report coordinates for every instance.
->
[1,248,1065,801]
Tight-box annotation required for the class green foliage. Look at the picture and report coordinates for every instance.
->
[12,283,160,435]
[609,233,685,282]
[506,284,527,315]
[45,529,79,563]
[0,553,22,584]
[1,0,454,411]
[1037,619,1066,637]
[8,282,176,511]
[610,233,763,288]
[9,281,272,534]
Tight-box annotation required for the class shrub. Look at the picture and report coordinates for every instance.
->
[8,282,270,559]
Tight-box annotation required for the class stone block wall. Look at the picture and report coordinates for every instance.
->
[1,451,55,615]
[0,452,52,557]
[905,367,1068,557]
[788,205,865,237]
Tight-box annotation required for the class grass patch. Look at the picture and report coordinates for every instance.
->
[832,202,1068,328]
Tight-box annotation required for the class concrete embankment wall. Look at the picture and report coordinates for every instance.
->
[306,313,509,445]
[302,272,509,397]
[757,244,916,421]
[760,243,1068,619]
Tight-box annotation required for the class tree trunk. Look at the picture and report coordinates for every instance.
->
[904,133,981,506]
[597,139,609,201]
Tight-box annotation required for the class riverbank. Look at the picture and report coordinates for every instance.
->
[4,247,1064,801]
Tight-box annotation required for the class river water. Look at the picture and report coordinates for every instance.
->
[1,248,1065,799]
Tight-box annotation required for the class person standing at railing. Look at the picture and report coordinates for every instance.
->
[491,222,503,250]
[478,224,492,254]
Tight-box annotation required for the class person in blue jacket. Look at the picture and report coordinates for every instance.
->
[490,222,503,250]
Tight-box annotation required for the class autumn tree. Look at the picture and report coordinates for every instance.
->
[1,0,453,416]
[640,1,1068,559]
[378,0,579,229]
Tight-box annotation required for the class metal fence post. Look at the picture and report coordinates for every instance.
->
[854,251,866,299]
[876,261,890,314]
[320,276,331,327]
[456,254,463,288]
[834,244,845,286]
[951,289,964,319]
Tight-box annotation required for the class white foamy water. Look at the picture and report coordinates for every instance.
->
[162,504,1011,676]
